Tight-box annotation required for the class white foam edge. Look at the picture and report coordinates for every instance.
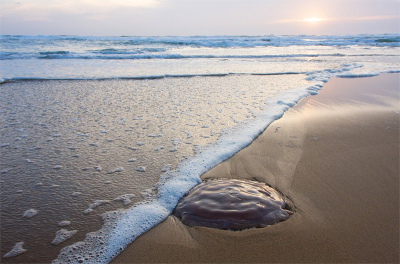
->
[2,68,398,84]
[3,242,27,258]
[52,65,395,264]
[336,69,400,78]
[0,71,303,84]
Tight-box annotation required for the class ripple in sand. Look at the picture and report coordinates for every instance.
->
[174,179,292,230]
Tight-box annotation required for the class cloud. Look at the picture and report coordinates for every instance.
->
[342,15,398,21]
[269,15,398,24]
[1,0,162,21]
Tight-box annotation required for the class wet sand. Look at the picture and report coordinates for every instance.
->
[112,73,399,263]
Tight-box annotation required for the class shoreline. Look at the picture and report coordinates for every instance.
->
[112,73,399,263]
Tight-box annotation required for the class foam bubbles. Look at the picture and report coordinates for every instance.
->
[147,134,162,138]
[1,168,11,174]
[23,209,38,218]
[136,166,146,172]
[161,164,172,172]
[71,192,81,197]
[58,220,71,227]
[3,242,27,258]
[52,229,78,245]
[169,138,180,152]
[114,194,136,205]
[84,200,110,214]
[107,167,123,174]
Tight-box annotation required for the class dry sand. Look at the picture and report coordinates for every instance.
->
[112,73,399,263]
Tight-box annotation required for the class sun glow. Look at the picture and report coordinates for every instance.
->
[304,17,323,23]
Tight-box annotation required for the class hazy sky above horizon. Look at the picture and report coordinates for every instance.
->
[1,0,399,36]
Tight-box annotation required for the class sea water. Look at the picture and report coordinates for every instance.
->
[0,34,399,263]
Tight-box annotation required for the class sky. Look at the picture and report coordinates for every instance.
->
[0,0,399,36]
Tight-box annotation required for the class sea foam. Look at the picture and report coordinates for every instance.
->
[52,64,364,264]
[3,242,27,258]
[52,229,78,245]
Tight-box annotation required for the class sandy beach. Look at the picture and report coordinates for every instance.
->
[112,73,399,263]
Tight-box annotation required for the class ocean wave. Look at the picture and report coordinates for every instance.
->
[3,68,400,85]
[3,52,397,60]
[38,51,70,59]
[94,48,138,55]
[39,51,70,55]
[37,53,341,60]
[374,37,400,43]
[1,34,399,49]
[2,34,398,61]
[0,72,306,84]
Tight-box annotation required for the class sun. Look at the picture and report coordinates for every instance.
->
[303,17,323,23]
